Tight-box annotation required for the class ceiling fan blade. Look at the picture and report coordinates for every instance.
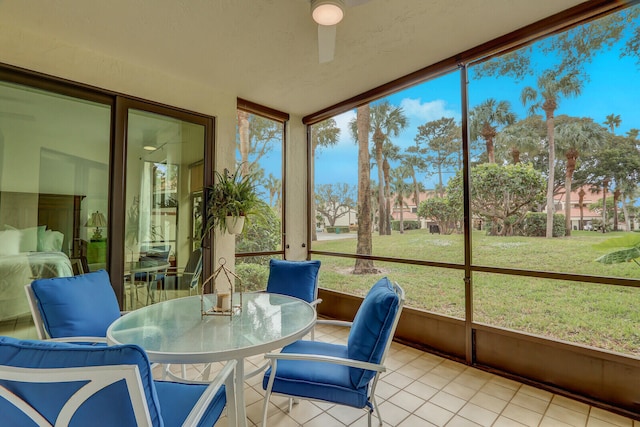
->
[345,0,371,6]
[318,24,337,63]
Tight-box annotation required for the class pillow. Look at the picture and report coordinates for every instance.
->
[347,277,400,389]
[37,226,48,251]
[4,224,43,252]
[41,230,64,252]
[266,259,321,303]
[31,269,121,338]
[0,229,21,255]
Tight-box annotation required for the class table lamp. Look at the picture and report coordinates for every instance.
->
[86,211,107,241]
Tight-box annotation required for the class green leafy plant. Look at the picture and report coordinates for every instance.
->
[203,165,270,235]
[594,234,640,266]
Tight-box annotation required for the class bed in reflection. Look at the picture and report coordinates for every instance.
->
[0,227,73,321]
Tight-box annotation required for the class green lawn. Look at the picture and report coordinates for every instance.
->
[312,229,640,356]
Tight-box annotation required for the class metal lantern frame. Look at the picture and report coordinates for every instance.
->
[200,257,243,317]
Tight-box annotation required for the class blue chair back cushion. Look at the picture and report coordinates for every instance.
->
[0,336,162,427]
[31,269,121,338]
[347,277,400,389]
[266,259,321,303]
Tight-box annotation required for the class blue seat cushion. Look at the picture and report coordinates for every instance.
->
[347,277,400,389]
[155,381,226,427]
[262,340,369,409]
[266,259,321,303]
[0,336,162,427]
[31,269,121,338]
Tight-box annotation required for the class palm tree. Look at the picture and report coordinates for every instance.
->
[401,149,427,212]
[390,166,412,234]
[521,69,583,238]
[603,113,621,134]
[495,115,546,164]
[369,101,408,236]
[381,142,401,235]
[310,118,340,241]
[353,104,376,274]
[555,116,607,236]
[264,173,281,208]
[469,99,516,163]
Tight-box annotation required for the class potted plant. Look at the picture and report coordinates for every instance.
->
[203,165,269,236]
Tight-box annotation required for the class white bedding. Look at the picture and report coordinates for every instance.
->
[0,251,73,321]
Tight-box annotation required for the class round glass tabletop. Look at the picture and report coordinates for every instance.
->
[107,292,316,364]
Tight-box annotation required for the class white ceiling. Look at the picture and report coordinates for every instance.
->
[0,0,588,117]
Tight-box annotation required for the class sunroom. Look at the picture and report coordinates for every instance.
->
[0,0,638,425]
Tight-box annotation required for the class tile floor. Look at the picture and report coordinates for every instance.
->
[1,315,638,427]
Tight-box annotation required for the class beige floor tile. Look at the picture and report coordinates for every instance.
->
[286,399,324,425]
[452,372,490,391]
[301,412,343,427]
[396,361,429,379]
[397,414,439,427]
[510,390,550,414]
[488,376,522,391]
[419,371,453,390]
[545,403,589,427]
[375,378,401,400]
[405,379,439,401]
[388,389,426,413]
[376,400,411,426]
[414,401,455,427]
[469,391,508,414]
[552,395,590,414]
[587,417,632,427]
[517,384,553,402]
[445,415,483,427]
[539,416,575,427]
[479,381,518,402]
[381,371,413,389]
[457,402,499,427]
[502,403,544,427]
[326,403,366,425]
[588,407,634,427]
[430,390,467,413]
[442,381,477,401]
[492,416,529,427]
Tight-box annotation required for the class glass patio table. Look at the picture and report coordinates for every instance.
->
[106,292,316,427]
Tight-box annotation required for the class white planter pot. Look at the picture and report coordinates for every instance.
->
[225,216,245,234]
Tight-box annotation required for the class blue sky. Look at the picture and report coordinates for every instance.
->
[313,18,640,191]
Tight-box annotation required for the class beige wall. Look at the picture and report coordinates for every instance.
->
[0,22,309,266]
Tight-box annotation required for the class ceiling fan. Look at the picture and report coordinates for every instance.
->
[310,0,371,63]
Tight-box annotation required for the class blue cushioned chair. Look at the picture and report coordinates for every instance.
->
[0,336,236,427]
[261,277,404,427]
[134,245,171,306]
[266,259,322,340]
[25,269,122,344]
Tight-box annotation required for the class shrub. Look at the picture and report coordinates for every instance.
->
[325,226,350,234]
[519,212,566,237]
[391,220,421,231]
[234,263,269,292]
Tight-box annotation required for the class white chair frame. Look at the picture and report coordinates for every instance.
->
[0,359,237,427]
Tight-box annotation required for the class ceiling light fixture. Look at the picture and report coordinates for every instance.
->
[311,0,345,26]
[143,144,157,151]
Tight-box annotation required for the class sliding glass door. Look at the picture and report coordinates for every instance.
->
[124,108,208,309]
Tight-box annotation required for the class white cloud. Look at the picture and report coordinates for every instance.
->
[400,98,459,122]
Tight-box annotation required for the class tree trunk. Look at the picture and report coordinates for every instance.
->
[602,180,609,233]
[482,123,497,163]
[578,188,585,230]
[564,151,577,237]
[613,188,620,231]
[354,105,376,274]
[622,198,630,231]
[399,197,405,234]
[383,158,391,235]
[310,145,318,241]
[237,111,250,175]
[374,130,385,236]
[511,147,520,164]
[543,105,556,238]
